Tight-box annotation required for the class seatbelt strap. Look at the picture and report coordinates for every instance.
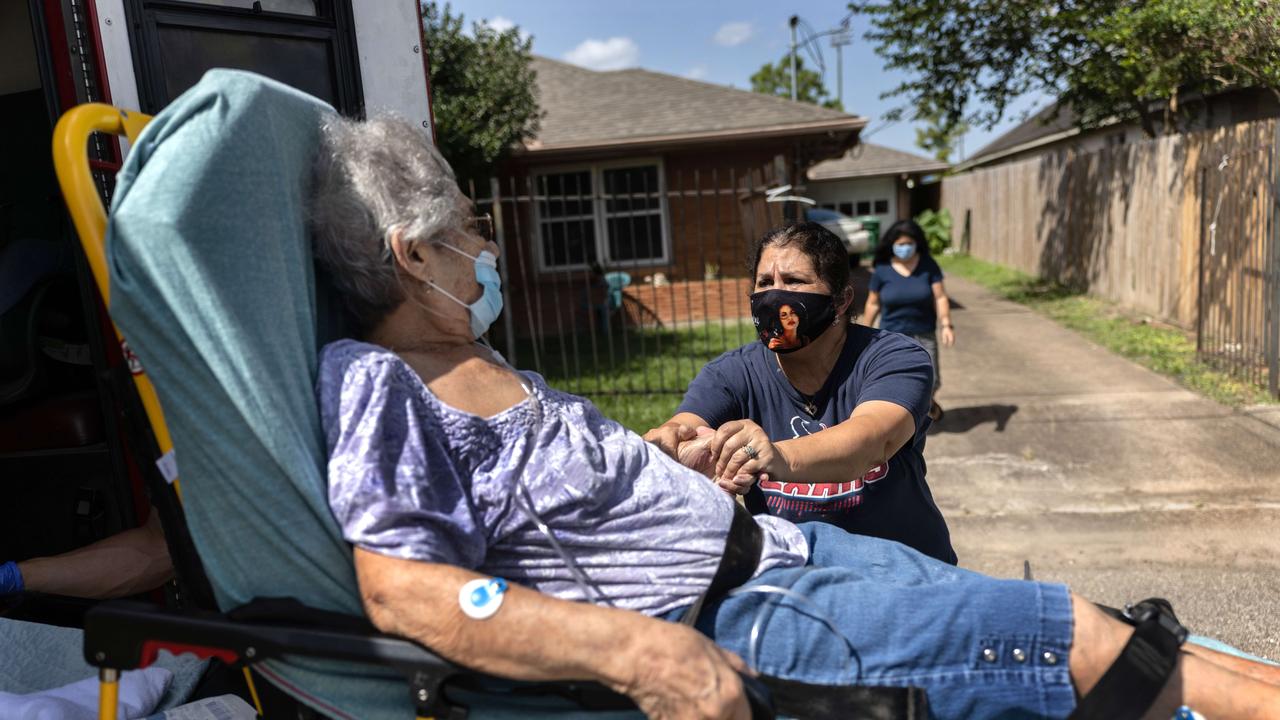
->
[1069,598,1189,720]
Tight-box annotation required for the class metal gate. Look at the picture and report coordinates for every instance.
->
[471,160,801,397]
[1196,121,1280,397]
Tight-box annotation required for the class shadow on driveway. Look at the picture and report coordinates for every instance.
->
[928,404,1018,435]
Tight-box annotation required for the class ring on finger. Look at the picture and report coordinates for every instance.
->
[741,444,759,460]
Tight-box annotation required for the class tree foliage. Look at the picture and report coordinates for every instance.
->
[850,0,1280,138]
[422,2,540,184]
[750,55,842,110]
[915,99,969,162]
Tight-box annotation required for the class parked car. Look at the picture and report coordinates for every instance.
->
[805,208,871,255]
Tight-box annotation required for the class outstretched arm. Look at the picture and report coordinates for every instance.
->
[355,549,750,720]
[15,510,172,598]
[710,400,915,487]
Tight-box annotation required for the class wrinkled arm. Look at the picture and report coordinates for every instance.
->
[643,411,709,460]
[354,549,750,718]
[18,511,173,598]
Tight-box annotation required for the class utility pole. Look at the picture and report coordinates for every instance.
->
[789,15,799,102]
[830,25,853,109]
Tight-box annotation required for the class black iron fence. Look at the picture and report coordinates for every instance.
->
[466,161,812,396]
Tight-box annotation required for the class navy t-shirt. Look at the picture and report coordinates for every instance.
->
[869,257,944,335]
[676,326,956,564]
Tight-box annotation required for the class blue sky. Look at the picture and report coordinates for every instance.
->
[457,0,1050,160]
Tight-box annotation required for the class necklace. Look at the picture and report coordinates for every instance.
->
[800,395,818,417]
[774,352,821,416]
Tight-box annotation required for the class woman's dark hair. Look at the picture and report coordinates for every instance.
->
[873,219,930,266]
[747,221,851,309]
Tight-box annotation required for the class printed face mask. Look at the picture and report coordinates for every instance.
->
[429,243,503,339]
[749,289,836,354]
[892,243,917,260]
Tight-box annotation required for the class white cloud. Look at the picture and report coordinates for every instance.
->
[485,15,515,33]
[564,37,639,71]
[481,15,529,43]
[714,21,754,47]
[686,65,709,80]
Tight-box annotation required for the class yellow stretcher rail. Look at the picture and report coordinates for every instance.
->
[50,104,182,502]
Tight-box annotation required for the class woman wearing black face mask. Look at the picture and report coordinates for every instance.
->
[644,222,955,564]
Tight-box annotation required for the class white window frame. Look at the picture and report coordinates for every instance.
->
[531,157,671,273]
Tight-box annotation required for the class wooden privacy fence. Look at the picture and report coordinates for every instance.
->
[943,119,1280,397]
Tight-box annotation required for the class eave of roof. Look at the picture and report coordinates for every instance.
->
[808,160,949,180]
[514,116,868,156]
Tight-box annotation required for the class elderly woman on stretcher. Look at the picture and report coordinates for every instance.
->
[308,114,1280,720]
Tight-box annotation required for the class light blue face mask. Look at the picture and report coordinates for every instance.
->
[429,243,503,339]
[892,243,917,260]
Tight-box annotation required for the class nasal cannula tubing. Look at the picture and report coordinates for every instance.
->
[495,349,856,674]
[507,367,615,607]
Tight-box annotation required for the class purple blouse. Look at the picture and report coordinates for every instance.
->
[318,340,808,616]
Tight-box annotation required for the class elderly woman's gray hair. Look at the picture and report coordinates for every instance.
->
[310,113,468,330]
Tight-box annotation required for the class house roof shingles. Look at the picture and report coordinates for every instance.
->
[525,56,867,153]
[806,142,949,181]
[966,103,1080,163]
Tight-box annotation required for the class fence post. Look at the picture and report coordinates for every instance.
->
[490,177,517,368]
[1269,122,1280,397]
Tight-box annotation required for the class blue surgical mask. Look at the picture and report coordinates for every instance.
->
[892,243,917,260]
[429,244,504,339]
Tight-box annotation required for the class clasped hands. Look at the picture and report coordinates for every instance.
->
[644,420,790,496]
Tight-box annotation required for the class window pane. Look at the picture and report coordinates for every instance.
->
[874,199,889,214]
[539,171,592,218]
[856,201,871,215]
[542,218,596,268]
[839,202,854,216]
[157,26,336,104]
[608,214,662,262]
[603,165,660,214]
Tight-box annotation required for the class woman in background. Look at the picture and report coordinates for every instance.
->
[862,219,954,422]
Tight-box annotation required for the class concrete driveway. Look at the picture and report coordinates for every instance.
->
[925,275,1280,660]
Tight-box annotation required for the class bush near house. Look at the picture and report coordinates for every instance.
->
[914,208,951,255]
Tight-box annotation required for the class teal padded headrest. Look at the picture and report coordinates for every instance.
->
[106,69,408,718]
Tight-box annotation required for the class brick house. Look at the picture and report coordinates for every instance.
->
[490,57,866,333]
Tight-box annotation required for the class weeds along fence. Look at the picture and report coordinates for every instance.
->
[943,118,1280,397]
[469,162,797,396]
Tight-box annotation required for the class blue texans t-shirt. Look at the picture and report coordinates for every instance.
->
[869,257,944,335]
[676,325,956,564]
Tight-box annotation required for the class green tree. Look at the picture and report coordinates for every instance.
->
[850,0,1280,138]
[915,100,968,163]
[422,2,540,184]
[750,56,842,110]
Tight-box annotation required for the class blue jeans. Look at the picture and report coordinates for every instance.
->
[687,523,1077,719]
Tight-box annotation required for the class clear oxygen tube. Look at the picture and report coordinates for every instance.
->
[494,350,856,675]
[503,364,615,607]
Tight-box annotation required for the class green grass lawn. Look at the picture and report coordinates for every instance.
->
[498,320,755,434]
[937,254,1277,407]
